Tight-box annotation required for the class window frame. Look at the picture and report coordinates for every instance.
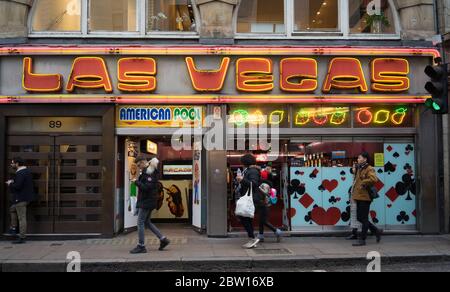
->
[235,0,401,40]
[29,0,200,38]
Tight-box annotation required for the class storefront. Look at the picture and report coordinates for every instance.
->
[0,45,442,237]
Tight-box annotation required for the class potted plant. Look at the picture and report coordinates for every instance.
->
[365,13,390,34]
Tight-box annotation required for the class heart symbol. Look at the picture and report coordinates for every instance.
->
[336,198,341,202]
[341,177,346,181]
[288,208,296,219]
[311,207,341,226]
[387,204,392,208]
[405,150,411,156]
[322,179,338,193]
[299,172,305,176]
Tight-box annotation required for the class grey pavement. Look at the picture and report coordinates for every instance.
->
[1,224,450,272]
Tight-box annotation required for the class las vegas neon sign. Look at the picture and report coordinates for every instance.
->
[22,56,411,94]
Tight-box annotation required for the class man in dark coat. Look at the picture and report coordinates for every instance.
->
[6,157,35,244]
[130,157,170,254]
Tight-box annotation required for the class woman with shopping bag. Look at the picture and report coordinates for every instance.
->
[235,154,265,249]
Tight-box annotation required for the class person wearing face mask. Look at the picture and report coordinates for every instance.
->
[130,157,170,254]
[351,152,382,247]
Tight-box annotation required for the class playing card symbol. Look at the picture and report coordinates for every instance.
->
[309,168,319,179]
[397,211,410,224]
[384,161,397,174]
[341,206,351,222]
[304,206,318,225]
[393,152,400,158]
[395,173,416,201]
[311,207,341,226]
[288,208,297,219]
[370,211,379,224]
[377,169,384,174]
[340,171,346,176]
[329,196,338,204]
[321,179,338,193]
[295,170,305,176]
[289,179,306,199]
[405,144,414,156]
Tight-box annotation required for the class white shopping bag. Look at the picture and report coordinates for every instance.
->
[235,183,255,218]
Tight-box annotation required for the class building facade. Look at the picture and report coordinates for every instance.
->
[0,0,447,237]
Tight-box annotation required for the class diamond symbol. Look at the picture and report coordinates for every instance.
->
[299,193,314,209]
[386,187,399,203]
[374,180,385,192]
[386,145,393,152]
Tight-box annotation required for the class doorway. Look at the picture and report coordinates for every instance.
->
[6,135,103,234]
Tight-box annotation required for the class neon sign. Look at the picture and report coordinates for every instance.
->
[228,107,287,126]
[354,107,411,127]
[294,107,350,128]
[22,56,413,97]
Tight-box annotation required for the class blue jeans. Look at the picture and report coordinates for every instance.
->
[137,208,164,247]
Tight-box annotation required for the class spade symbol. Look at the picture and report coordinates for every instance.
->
[340,171,346,176]
[393,152,400,158]
[384,162,396,174]
[377,169,384,174]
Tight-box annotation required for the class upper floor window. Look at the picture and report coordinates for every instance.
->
[147,0,196,32]
[237,0,285,34]
[30,0,197,35]
[236,0,400,38]
[349,0,396,34]
[32,0,82,32]
[89,0,138,32]
[293,0,339,32]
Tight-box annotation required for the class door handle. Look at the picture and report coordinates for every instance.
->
[56,159,61,217]
[45,163,49,215]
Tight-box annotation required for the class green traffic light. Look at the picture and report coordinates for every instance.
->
[432,102,442,111]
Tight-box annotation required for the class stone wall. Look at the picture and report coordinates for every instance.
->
[0,0,438,40]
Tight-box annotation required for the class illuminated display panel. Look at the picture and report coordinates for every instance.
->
[228,105,290,128]
[353,105,414,128]
[293,107,351,128]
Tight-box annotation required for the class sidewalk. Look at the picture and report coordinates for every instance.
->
[1,224,450,272]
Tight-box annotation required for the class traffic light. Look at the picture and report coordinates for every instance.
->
[424,63,448,114]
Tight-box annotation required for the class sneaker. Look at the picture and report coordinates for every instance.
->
[159,238,170,251]
[275,229,282,243]
[247,238,260,249]
[242,239,256,249]
[130,245,147,254]
[257,234,265,243]
[12,238,26,245]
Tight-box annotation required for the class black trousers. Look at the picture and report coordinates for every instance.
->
[256,205,277,235]
[356,200,379,240]
[239,216,254,239]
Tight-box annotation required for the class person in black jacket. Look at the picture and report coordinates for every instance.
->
[130,157,170,254]
[236,154,265,249]
[6,157,35,244]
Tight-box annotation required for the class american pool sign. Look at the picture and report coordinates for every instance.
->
[117,106,203,128]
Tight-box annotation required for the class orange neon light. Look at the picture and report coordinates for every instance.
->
[66,57,113,93]
[185,57,230,92]
[323,58,368,93]
[236,58,274,92]
[22,57,62,92]
[280,58,318,92]
[371,58,410,92]
[356,108,373,125]
[117,57,157,92]
[391,107,408,125]
[0,46,441,60]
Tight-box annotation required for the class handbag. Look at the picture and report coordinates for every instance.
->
[367,185,380,201]
[235,182,255,218]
